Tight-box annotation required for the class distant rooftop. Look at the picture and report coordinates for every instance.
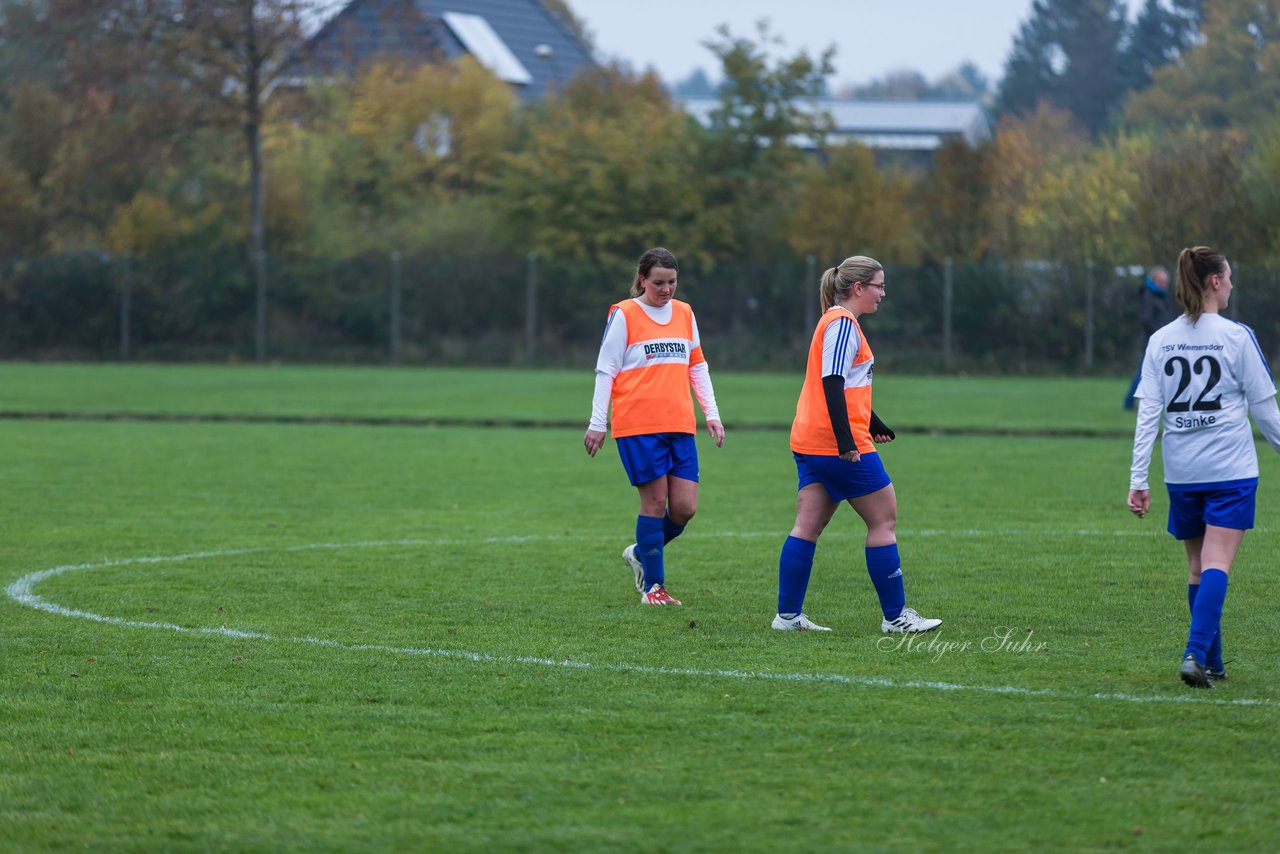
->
[279,0,596,101]
[679,97,991,151]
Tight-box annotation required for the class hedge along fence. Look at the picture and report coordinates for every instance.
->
[2,251,1278,373]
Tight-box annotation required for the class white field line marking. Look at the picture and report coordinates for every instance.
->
[5,537,1271,708]
[706,529,1185,538]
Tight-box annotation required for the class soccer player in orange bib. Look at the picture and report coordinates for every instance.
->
[773,255,941,633]
[584,248,725,606]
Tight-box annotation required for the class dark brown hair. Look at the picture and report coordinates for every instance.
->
[630,247,679,297]
[1175,246,1227,323]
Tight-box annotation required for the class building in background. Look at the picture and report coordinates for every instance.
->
[279,0,595,100]
[680,97,991,165]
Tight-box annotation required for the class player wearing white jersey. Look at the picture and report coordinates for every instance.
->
[1128,246,1280,689]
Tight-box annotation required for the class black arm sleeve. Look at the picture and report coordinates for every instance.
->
[869,409,895,440]
[821,375,858,455]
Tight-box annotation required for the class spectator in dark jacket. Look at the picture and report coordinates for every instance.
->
[1124,266,1172,410]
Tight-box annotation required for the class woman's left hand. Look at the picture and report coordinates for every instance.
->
[706,419,725,448]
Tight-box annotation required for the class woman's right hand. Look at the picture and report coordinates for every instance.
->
[839,449,860,463]
[1127,489,1149,518]
[584,429,607,457]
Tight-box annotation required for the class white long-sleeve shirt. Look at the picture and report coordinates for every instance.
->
[588,299,720,432]
[1130,313,1280,490]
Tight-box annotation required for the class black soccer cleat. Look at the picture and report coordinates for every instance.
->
[1180,654,1213,689]
[1206,657,1233,683]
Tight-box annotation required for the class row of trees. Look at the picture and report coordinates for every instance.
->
[677,0,1196,111]
[674,60,992,102]
[998,0,1205,134]
[2,1,1280,286]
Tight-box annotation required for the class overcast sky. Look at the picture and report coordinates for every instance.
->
[565,0,1038,90]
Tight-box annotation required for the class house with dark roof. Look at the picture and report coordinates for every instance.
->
[279,0,595,101]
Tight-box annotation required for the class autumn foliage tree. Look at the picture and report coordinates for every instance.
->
[1125,0,1280,131]
[1125,124,1253,265]
[1246,122,1280,261]
[1019,134,1140,265]
[497,65,711,267]
[787,143,914,265]
[0,1,197,250]
[277,57,520,255]
[987,103,1089,261]
[696,22,835,261]
[912,139,995,263]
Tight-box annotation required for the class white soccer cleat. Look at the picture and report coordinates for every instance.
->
[622,544,645,593]
[881,607,942,634]
[771,613,832,632]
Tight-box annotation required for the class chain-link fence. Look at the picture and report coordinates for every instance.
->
[3,251,1278,373]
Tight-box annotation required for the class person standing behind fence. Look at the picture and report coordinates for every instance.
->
[1127,246,1280,688]
[583,247,725,606]
[772,255,941,634]
[1124,265,1172,410]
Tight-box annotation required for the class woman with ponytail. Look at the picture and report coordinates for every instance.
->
[771,255,941,634]
[584,247,725,606]
[1128,246,1280,688]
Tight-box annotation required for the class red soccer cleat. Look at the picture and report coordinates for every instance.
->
[641,584,682,606]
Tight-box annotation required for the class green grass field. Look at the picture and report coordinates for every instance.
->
[0,361,1143,433]
[3,364,1278,851]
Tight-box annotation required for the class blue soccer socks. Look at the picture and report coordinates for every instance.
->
[777,535,817,618]
[1188,582,1224,670]
[636,515,665,588]
[776,540,910,624]
[1185,569,1229,665]
[662,511,686,545]
[865,543,906,621]
[635,511,686,592]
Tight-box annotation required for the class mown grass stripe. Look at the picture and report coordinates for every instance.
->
[0,409,1139,438]
[8,541,1269,709]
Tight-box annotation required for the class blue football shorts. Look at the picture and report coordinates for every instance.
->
[1166,478,1258,540]
[616,432,700,487]
[793,451,892,502]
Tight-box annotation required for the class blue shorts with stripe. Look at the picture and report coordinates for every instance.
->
[793,451,891,501]
[616,432,699,486]
[1166,478,1257,539]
